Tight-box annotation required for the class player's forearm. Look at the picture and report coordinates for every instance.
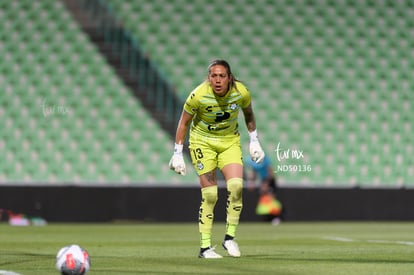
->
[175,111,192,145]
[175,123,188,145]
[242,104,257,132]
[245,120,256,133]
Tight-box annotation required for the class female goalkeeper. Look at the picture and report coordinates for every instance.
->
[169,59,265,258]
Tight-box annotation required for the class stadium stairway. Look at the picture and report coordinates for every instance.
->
[61,0,183,136]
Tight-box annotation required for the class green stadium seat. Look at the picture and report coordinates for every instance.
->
[0,0,198,185]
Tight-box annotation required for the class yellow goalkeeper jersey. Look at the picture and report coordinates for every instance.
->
[183,80,251,137]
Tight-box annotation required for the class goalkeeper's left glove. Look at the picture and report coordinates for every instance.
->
[169,143,186,176]
[249,130,265,163]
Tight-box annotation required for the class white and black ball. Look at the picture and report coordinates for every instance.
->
[56,244,90,275]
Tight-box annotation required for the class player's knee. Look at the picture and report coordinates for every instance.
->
[202,185,218,205]
[204,191,218,205]
[227,178,243,201]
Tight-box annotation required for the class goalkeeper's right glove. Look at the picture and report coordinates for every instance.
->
[169,143,186,176]
[249,130,265,163]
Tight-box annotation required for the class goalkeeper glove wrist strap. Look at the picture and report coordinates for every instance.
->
[174,143,183,155]
[249,129,259,142]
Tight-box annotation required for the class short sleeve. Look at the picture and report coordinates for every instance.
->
[183,90,199,116]
[236,82,251,108]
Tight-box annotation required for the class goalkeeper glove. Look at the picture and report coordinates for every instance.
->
[169,143,186,176]
[249,130,265,163]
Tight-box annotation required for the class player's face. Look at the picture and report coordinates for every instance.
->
[208,65,231,96]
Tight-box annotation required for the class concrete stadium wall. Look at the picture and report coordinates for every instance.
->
[0,186,413,222]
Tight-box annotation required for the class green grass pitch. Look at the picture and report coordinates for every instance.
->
[0,222,413,275]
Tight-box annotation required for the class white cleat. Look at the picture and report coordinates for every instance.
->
[198,246,223,259]
[222,239,241,257]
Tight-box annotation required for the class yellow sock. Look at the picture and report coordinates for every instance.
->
[200,233,211,248]
[226,223,237,238]
[226,178,243,235]
[199,185,218,248]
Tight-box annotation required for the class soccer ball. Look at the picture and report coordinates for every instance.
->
[55,244,91,275]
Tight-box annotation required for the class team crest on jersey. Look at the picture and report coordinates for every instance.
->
[197,160,204,170]
[229,103,238,110]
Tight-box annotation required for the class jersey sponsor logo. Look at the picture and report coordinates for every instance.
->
[214,111,230,122]
[207,124,230,131]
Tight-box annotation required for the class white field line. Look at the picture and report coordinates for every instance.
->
[366,239,414,246]
[322,236,414,246]
[322,236,355,242]
[0,271,24,275]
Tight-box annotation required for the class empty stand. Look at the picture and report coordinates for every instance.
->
[104,0,413,187]
[0,0,197,184]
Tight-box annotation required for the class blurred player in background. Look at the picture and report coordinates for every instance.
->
[169,59,265,258]
[245,154,283,225]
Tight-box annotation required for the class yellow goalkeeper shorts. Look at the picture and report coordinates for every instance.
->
[188,131,243,175]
